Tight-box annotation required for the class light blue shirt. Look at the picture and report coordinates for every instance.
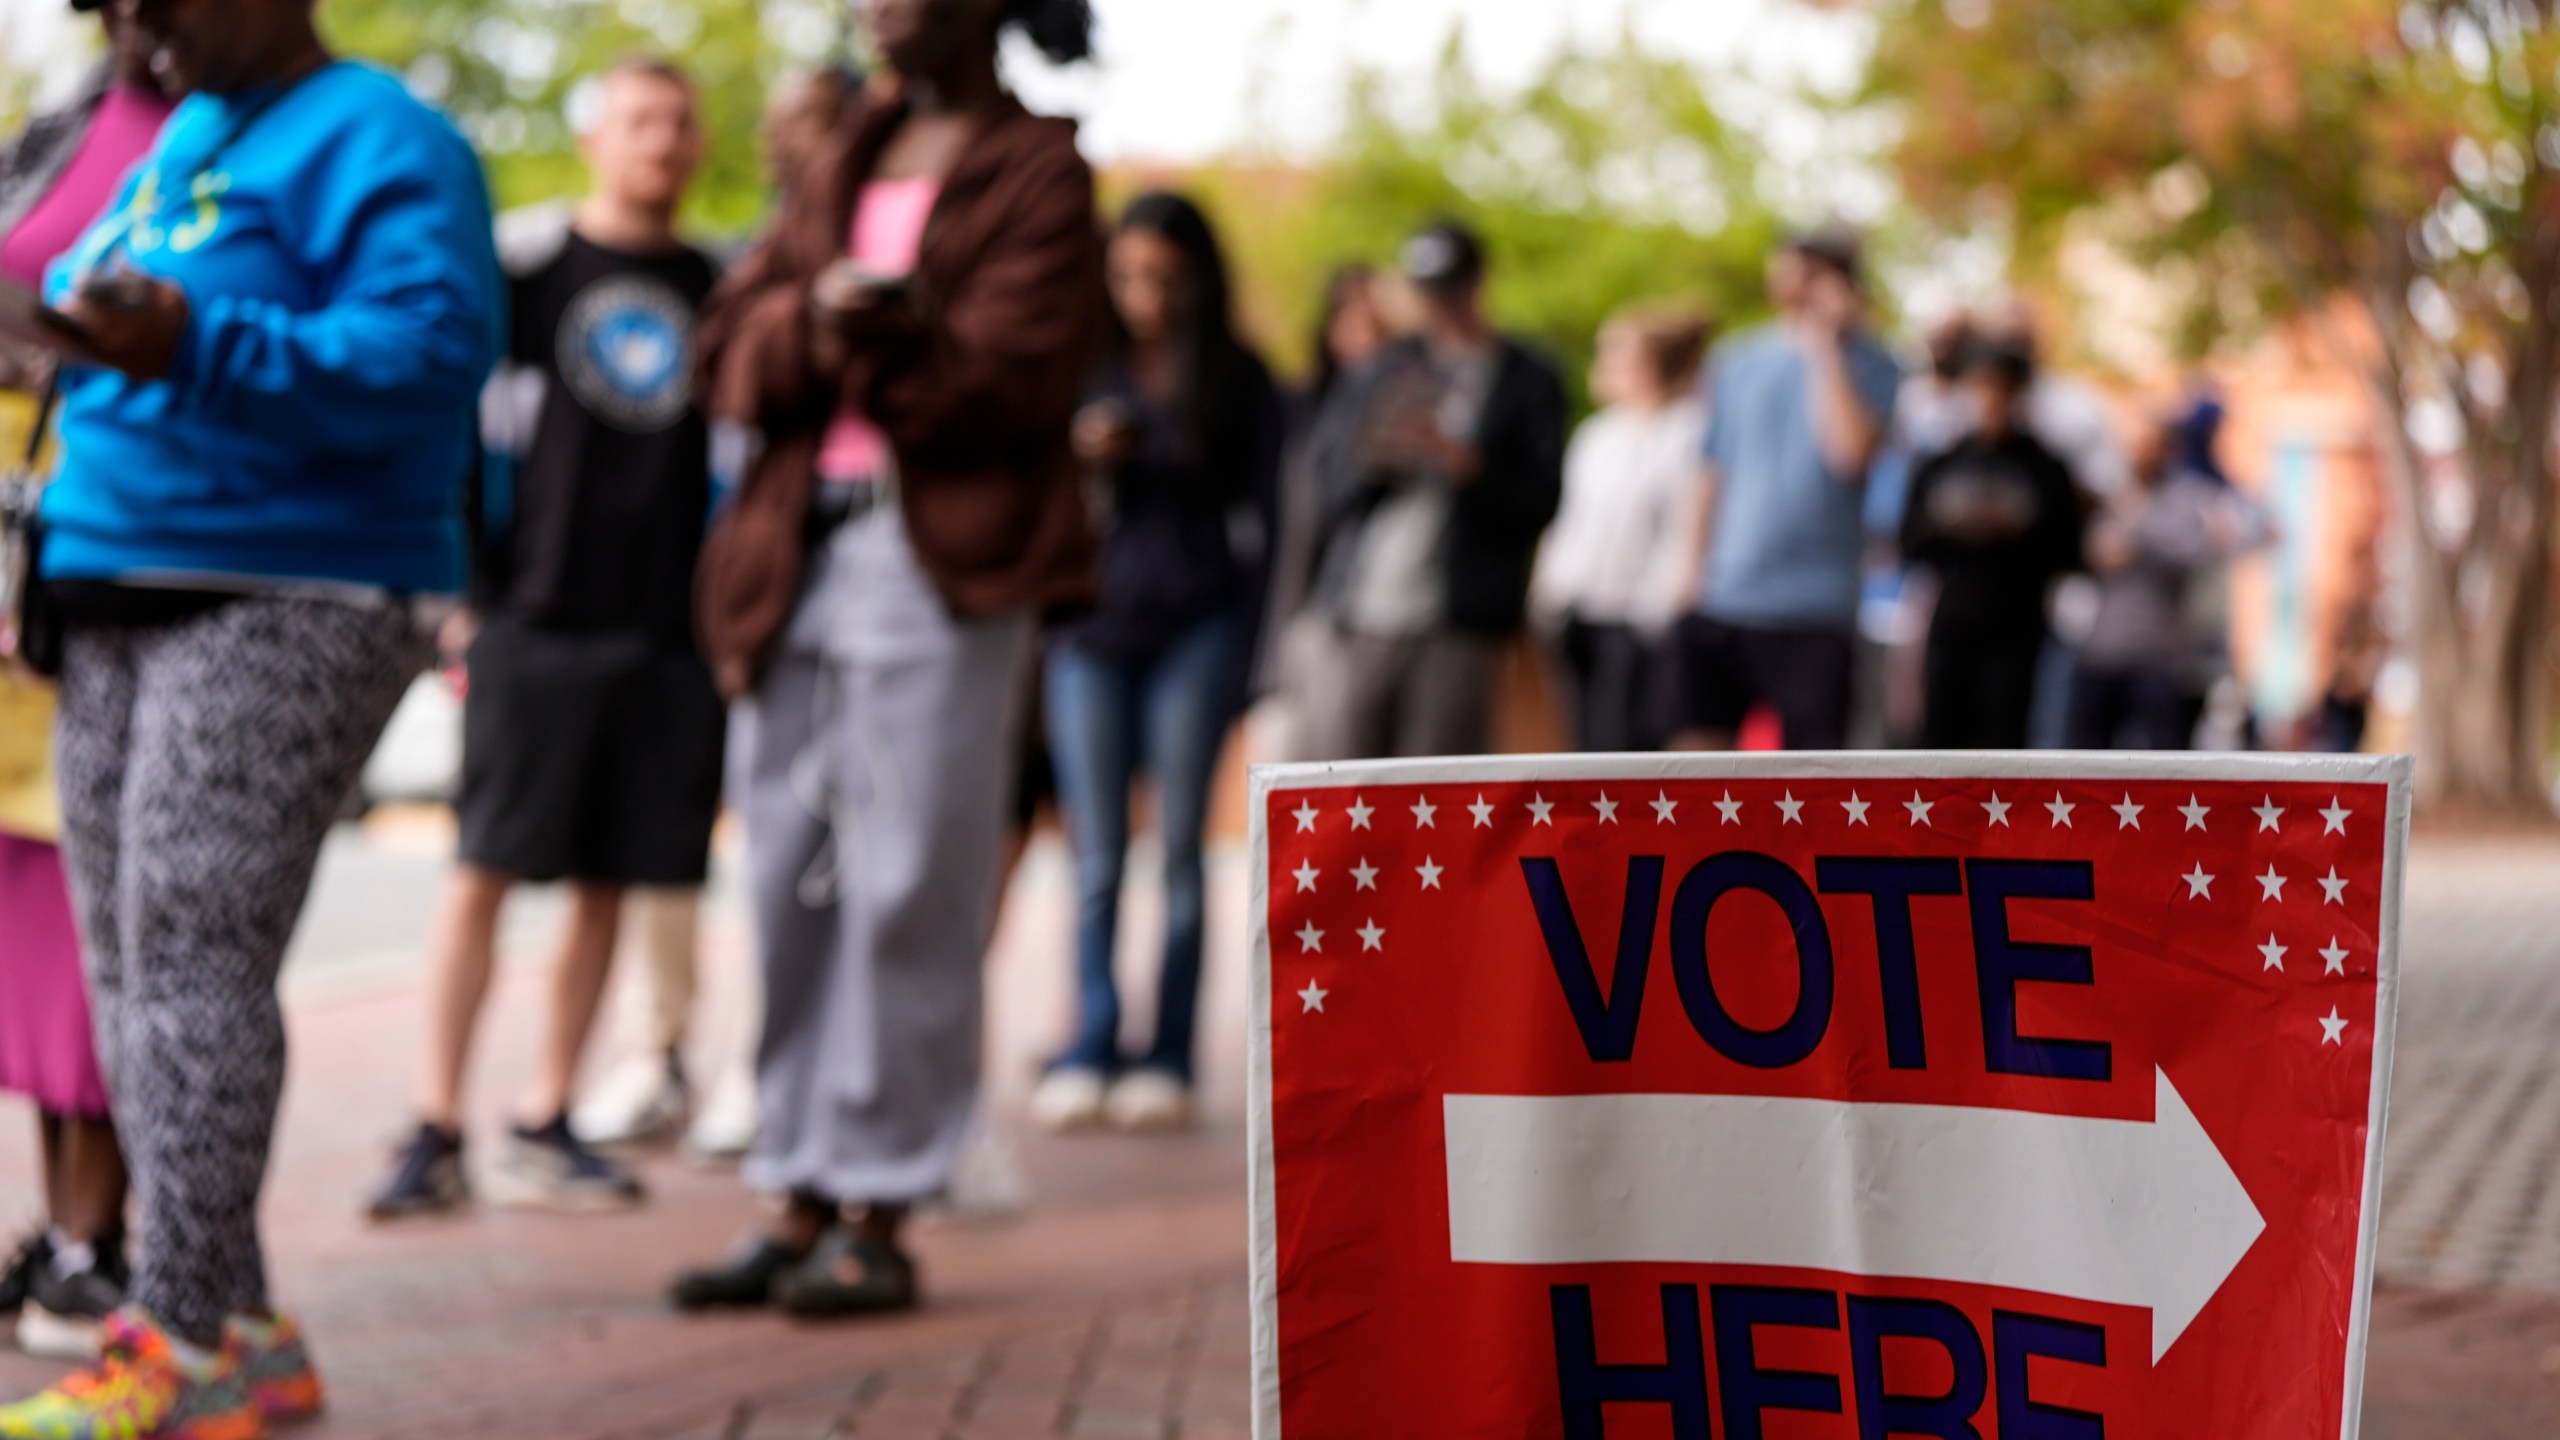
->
[1697,324,1902,630]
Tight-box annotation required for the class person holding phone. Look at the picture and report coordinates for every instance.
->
[670,0,1104,1317]
[0,0,501,1432]
[0,0,176,1365]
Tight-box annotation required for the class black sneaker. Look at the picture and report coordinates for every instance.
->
[364,1122,470,1222]
[773,1227,920,1319]
[18,1242,125,1360]
[488,1115,645,1214]
[0,1231,49,1314]
[669,1232,809,1312]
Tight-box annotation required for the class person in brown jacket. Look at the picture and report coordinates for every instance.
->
[668,0,1104,1318]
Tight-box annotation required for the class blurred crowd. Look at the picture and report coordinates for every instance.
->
[0,0,2369,1435]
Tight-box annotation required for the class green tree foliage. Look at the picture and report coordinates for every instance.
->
[1865,0,2560,814]
[321,0,842,234]
[1188,30,1786,401]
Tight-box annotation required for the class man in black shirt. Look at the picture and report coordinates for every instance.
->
[1899,338,2087,750]
[369,59,723,1219]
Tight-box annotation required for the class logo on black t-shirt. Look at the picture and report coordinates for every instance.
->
[556,275,694,433]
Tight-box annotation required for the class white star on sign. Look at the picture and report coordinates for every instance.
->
[1843,793,1871,826]
[2319,868,2348,905]
[1296,922,1324,955]
[1905,792,1934,826]
[2183,865,2215,899]
[1527,795,1555,825]
[1299,981,1329,1014]
[1983,793,2012,827]
[1411,797,1437,828]
[1652,793,1679,824]
[1416,857,1444,890]
[1350,859,1378,892]
[1715,792,1744,824]
[2180,795,2211,831]
[2255,797,2285,833]
[2260,935,2288,972]
[1293,802,1319,833]
[2113,795,2144,830]
[1358,920,1385,953]
[2321,939,2349,976]
[2046,794,2076,828]
[2321,798,2351,836]
[1593,794,1620,824]
[2320,1008,2348,1046]
[1346,798,1374,830]
[2258,867,2288,902]
[1469,796,1494,828]
[1293,861,1319,894]
[1777,792,1805,824]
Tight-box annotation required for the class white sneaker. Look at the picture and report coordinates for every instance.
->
[679,1063,760,1169]
[1029,1067,1109,1132]
[572,1054,691,1151]
[1104,1069,1195,1133]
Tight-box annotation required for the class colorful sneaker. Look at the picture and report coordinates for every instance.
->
[572,1053,692,1152]
[19,1239,127,1361]
[0,1308,262,1440]
[362,1123,469,1223]
[487,1115,645,1214]
[224,1313,323,1425]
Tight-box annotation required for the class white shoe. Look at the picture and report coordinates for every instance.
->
[573,1054,691,1151]
[680,1063,760,1169]
[1029,1067,1109,1132]
[1104,1069,1195,1133]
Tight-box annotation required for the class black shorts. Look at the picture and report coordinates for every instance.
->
[1665,615,1855,751]
[456,616,727,886]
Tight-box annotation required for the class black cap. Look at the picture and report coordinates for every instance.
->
[1401,220,1486,295]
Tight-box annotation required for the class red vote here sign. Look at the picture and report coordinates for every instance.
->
[1248,755,2408,1439]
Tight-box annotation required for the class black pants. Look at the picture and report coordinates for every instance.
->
[1666,616,1855,750]
[1550,616,1666,753]
[2065,665,2201,751]
[1920,624,2045,751]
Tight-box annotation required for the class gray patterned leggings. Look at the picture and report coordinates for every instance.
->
[53,596,422,1346]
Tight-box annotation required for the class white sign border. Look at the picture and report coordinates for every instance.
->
[1246,749,2412,1440]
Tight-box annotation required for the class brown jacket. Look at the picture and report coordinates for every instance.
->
[694,92,1105,695]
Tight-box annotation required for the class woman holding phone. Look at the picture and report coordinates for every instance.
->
[671,0,1104,1317]
[0,0,175,1364]
[0,0,501,1433]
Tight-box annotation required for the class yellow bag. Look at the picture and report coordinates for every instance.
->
[0,671,56,843]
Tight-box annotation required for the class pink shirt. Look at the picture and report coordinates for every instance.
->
[817,176,942,485]
[0,86,176,289]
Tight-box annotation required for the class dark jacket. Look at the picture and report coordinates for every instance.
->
[1304,334,1568,638]
[1900,427,2086,640]
[693,90,1107,694]
[1057,348,1284,670]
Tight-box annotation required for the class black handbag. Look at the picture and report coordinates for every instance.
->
[1,374,62,678]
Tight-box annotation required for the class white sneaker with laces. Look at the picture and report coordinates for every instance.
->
[1104,1069,1195,1133]
[1029,1067,1109,1133]
[572,1054,691,1150]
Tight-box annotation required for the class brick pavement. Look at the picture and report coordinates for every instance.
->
[7,831,2560,1436]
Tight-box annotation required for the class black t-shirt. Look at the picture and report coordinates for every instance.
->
[487,233,720,643]
[1900,429,2087,639]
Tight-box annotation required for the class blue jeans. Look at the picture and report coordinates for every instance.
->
[1044,613,1245,1082]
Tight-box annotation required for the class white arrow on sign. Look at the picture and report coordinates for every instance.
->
[1443,1069,2263,1363]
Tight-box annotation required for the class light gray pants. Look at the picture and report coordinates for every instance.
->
[1289,623,1499,762]
[734,508,1032,1205]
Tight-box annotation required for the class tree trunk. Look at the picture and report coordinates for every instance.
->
[2357,298,2553,818]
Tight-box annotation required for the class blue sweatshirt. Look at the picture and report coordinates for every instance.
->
[42,62,503,594]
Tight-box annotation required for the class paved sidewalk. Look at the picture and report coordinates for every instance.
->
[6,830,2560,1436]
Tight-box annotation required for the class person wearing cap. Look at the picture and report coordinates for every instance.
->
[0,0,177,1364]
[1294,219,1567,760]
[1668,225,1902,752]
[1898,336,2086,748]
